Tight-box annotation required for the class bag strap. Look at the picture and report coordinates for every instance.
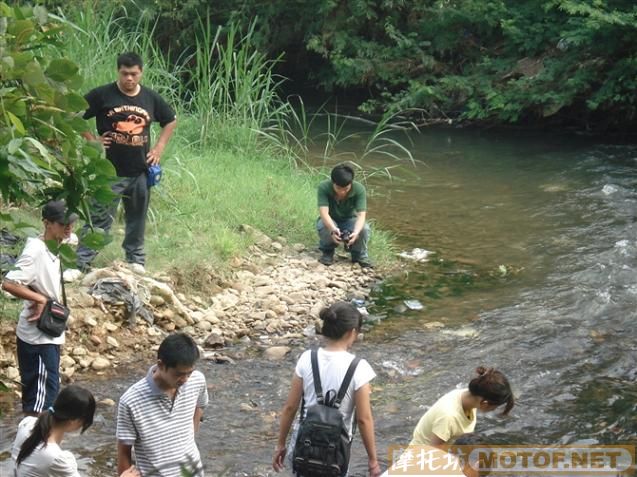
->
[334,356,360,409]
[310,348,324,404]
[58,256,67,306]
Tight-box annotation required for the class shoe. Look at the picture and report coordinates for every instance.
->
[63,268,83,283]
[318,252,334,266]
[353,257,374,269]
[127,263,146,274]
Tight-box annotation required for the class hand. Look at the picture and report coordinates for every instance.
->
[368,460,382,477]
[146,145,164,165]
[347,231,360,247]
[27,298,47,322]
[120,465,141,477]
[100,132,113,149]
[272,446,287,472]
[330,228,342,244]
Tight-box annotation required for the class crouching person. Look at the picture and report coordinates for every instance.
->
[117,333,208,476]
[317,164,372,268]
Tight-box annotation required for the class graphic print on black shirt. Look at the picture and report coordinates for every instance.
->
[83,83,175,177]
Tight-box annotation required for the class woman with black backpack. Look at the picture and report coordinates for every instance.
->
[272,301,381,477]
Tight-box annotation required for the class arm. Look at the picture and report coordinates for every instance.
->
[193,406,204,434]
[354,383,381,477]
[117,442,134,476]
[1,279,47,321]
[147,119,177,165]
[319,206,341,241]
[82,130,113,149]
[347,210,367,246]
[430,433,448,451]
[272,374,303,472]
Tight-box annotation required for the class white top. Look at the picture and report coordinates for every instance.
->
[295,348,376,436]
[117,366,209,477]
[5,237,65,345]
[11,416,80,477]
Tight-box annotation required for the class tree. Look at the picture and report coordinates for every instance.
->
[0,2,114,258]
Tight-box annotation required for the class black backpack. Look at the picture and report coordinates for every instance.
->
[293,349,361,477]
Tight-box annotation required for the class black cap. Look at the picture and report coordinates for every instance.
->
[42,200,79,225]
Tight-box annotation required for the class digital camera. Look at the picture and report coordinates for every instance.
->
[340,229,352,251]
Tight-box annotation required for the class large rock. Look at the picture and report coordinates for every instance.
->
[91,357,110,370]
[106,336,119,348]
[72,346,88,357]
[196,320,212,332]
[204,331,225,349]
[264,346,291,360]
[60,355,76,368]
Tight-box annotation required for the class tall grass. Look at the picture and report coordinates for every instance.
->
[188,19,287,149]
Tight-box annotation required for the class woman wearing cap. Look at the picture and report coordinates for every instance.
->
[1,200,78,415]
[11,384,139,477]
[410,367,514,448]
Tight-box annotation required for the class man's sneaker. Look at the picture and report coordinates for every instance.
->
[353,257,374,269]
[127,263,146,274]
[318,252,334,266]
[63,268,83,283]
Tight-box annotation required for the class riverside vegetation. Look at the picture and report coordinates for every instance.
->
[53,0,637,132]
[0,4,408,390]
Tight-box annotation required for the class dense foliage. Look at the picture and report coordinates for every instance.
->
[0,2,115,254]
[79,0,637,130]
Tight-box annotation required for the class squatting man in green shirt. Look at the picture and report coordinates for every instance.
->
[317,164,372,268]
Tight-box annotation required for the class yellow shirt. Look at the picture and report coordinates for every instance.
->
[409,388,476,445]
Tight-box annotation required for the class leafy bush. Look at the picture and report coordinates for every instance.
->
[0,2,115,252]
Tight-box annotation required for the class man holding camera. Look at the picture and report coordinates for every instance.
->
[317,164,372,268]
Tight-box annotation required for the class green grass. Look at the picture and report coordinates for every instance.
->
[87,119,397,281]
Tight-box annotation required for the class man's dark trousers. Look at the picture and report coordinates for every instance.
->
[77,173,149,268]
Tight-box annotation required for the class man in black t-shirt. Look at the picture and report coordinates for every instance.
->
[75,52,177,274]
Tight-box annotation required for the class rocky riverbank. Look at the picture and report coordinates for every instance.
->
[0,225,381,393]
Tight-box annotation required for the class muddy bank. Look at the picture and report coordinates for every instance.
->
[0,225,381,398]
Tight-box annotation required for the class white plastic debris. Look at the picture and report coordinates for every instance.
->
[398,248,434,262]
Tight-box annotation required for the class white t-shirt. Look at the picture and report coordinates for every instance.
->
[11,416,80,477]
[295,348,376,436]
[5,237,65,345]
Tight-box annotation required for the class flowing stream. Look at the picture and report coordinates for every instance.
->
[1,127,636,476]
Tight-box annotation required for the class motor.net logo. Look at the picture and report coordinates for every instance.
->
[387,445,635,476]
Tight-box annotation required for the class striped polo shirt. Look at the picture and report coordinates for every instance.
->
[116,366,209,477]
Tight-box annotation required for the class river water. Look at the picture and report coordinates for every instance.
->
[1,128,636,476]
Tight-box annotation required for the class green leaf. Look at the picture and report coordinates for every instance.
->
[93,187,118,203]
[6,111,25,134]
[45,58,79,82]
[23,61,47,87]
[7,19,34,43]
[65,92,88,111]
[81,230,112,249]
[58,243,77,266]
[7,138,22,154]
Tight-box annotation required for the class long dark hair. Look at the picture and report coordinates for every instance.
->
[468,366,515,415]
[319,302,363,339]
[17,386,96,465]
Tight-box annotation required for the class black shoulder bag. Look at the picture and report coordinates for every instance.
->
[293,349,361,477]
[37,258,70,338]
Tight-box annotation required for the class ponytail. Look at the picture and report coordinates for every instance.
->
[469,366,515,415]
[319,302,362,339]
[16,385,95,466]
[17,412,53,464]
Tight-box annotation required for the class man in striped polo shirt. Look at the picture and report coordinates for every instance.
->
[117,333,209,476]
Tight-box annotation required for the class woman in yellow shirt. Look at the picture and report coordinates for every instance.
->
[410,367,514,448]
